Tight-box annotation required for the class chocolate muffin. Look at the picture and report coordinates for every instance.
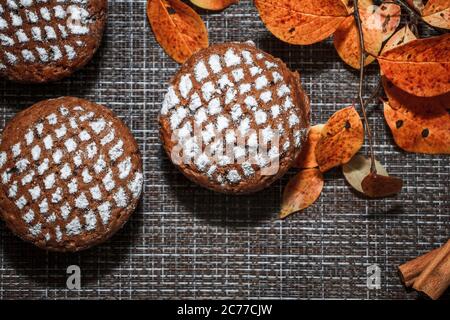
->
[0,0,107,83]
[159,42,310,194]
[0,97,143,251]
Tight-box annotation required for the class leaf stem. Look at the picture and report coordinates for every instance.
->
[353,0,376,174]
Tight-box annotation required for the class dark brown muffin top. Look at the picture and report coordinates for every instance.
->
[0,0,107,82]
[159,42,310,194]
[0,97,143,251]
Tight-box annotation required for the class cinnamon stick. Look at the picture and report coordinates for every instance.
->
[399,246,441,287]
[398,240,450,300]
[413,240,450,300]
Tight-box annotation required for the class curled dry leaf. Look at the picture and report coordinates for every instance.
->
[380,25,417,55]
[422,0,450,29]
[343,154,388,194]
[190,0,238,11]
[294,124,325,169]
[280,169,324,219]
[255,0,350,45]
[333,1,401,69]
[315,106,364,172]
[361,172,403,198]
[147,0,209,63]
[378,34,450,97]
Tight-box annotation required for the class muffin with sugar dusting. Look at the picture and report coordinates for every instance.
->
[0,0,107,83]
[159,42,310,194]
[0,97,143,251]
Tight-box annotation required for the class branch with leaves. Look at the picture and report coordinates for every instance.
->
[146,0,449,299]
[146,0,449,208]
[252,0,449,202]
[353,0,404,196]
[255,0,449,299]
[353,0,375,172]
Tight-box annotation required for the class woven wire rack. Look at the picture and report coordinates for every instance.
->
[0,0,448,299]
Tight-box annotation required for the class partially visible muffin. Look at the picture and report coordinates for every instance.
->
[0,97,143,251]
[159,42,310,194]
[0,0,107,82]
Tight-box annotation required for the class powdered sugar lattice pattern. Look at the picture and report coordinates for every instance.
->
[0,103,143,245]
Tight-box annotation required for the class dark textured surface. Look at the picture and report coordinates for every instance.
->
[0,0,448,300]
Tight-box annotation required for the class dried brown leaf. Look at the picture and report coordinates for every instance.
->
[294,124,325,169]
[381,25,417,56]
[361,172,403,198]
[255,0,350,45]
[423,0,450,29]
[190,0,238,11]
[378,34,450,97]
[315,106,364,172]
[280,169,324,219]
[147,0,209,63]
[343,154,389,194]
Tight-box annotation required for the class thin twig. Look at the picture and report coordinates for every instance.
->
[352,77,382,111]
[354,0,376,174]
[367,77,382,106]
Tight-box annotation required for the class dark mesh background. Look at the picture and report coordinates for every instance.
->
[0,0,448,299]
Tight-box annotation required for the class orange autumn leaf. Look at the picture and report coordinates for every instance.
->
[383,96,450,154]
[361,172,403,198]
[363,2,401,42]
[406,0,425,13]
[423,0,450,29]
[280,168,324,219]
[190,0,238,11]
[333,15,380,68]
[380,25,417,55]
[334,1,401,69]
[383,76,449,111]
[423,0,449,14]
[383,77,450,154]
[378,34,450,97]
[294,124,324,169]
[147,0,209,63]
[255,0,350,45]
[315,106,364,172]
